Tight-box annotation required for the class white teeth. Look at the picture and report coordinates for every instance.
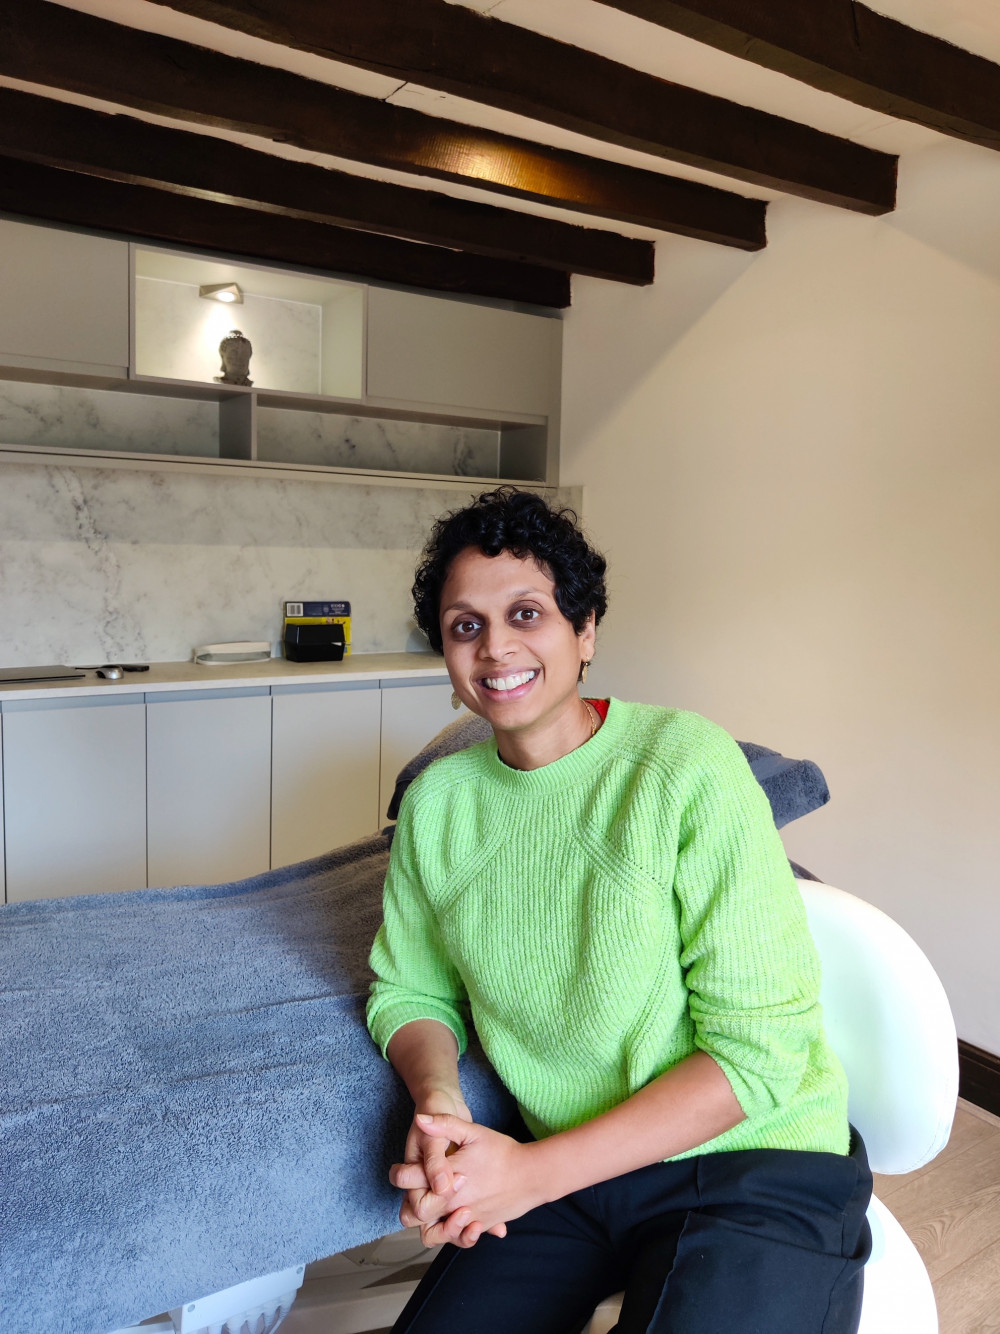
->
[483,670,536,691]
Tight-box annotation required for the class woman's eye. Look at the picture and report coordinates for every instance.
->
[451,618,480,638]
[511,608,539,624]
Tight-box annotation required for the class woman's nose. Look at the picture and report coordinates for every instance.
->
[477,621,516,661]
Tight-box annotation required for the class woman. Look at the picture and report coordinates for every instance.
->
[367,488,871,1333]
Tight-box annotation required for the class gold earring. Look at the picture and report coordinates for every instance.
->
[451,690,462,710]
[579,660,591,684]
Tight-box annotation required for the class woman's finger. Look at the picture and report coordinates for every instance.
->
[421,1135,455,1195]
[414,1112,476,1144]
[390,1160,430,1190]
[412,1188,454,1223]
[420,1206,473,1248]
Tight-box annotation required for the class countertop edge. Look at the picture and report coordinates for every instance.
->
[0,653,451,703]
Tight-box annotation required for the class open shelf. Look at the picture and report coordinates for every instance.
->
[0,228,558,488]
[0,439,552,492]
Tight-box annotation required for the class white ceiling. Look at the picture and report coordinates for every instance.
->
[7,0,1000,243]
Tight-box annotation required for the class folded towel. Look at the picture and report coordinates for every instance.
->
[0,837,519,1334]
[735,739,830,829]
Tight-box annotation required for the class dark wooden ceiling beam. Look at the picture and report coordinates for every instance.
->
[0,157,571,308]
[595,0,1000,151]
[0,89,656,284]
[147,0,896,213]
[0,0,766,246]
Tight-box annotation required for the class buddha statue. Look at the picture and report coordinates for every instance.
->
[214,330,253,386]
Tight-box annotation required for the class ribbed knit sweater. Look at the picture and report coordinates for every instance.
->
[367,700,849,1158]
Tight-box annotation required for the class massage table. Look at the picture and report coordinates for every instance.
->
[0,716,828,1334]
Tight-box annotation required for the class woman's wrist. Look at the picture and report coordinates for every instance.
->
[519,1134,578,1206]
[386,1019,466,1114]
[514,1053,746,1206]
[413,1082,469,1116]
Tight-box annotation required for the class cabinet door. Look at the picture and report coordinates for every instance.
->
[0,219,130,376]
[1,696,147,902]
[378,678,456,824]
[0,714,4,904]
[366,286,560,417]
[146,689,271,887]
[271,682,382,867]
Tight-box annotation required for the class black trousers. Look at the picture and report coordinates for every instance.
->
[393,1130,873,1334]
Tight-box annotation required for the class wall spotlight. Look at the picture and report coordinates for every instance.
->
[199,282,244,304]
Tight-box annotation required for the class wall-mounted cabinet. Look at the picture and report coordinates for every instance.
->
[0,220,561,488]
[366,286,559,418]
[0,219,130,378]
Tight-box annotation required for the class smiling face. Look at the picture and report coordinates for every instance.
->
[439,545,596,769]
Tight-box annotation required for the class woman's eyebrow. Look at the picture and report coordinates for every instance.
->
[442,587,547,614]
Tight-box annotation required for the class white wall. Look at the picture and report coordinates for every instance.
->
[561,139,1000,1054]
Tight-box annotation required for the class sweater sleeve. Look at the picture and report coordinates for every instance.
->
[672,723,823,1122]
[366,788,469,1060]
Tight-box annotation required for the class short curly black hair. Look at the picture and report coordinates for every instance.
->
[413,487,608,653]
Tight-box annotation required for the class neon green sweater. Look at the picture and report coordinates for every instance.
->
[367,700,849,1158]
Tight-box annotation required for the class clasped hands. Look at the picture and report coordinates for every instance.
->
[390,1105,543,1249]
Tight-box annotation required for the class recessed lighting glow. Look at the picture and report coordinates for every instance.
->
[199,282,244,304]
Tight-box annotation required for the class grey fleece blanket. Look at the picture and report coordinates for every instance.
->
[0,835,519,1334]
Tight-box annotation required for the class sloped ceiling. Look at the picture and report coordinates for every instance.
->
[1,0,998,306]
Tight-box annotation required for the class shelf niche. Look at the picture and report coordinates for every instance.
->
[0,376,222,458]
[255,403,547,481]
[133,248,364,400]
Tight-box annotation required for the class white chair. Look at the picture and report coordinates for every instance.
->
[585,880,958,1334]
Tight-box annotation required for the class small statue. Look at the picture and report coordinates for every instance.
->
[214,330,253,386]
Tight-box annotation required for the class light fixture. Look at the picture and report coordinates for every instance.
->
[199,282,243,304]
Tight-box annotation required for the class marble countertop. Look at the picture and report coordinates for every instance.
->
[0,652,451,703]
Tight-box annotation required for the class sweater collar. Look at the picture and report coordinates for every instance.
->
[483,697,625,793]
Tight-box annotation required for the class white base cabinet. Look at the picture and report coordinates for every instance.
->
[0,673,454,901]
[378,680,458,825]
[0,714,4,905]
[2,696,147,902]
[146,688,272,888]
[271,682,382,868]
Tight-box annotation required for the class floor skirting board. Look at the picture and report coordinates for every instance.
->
[958,1040,1000,1118]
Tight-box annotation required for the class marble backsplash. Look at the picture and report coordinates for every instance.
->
[0,460,581,666]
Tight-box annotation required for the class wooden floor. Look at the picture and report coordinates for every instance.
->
[875,1099,1000,1333]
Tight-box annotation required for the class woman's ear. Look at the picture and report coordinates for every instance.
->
[579,611,597,664]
